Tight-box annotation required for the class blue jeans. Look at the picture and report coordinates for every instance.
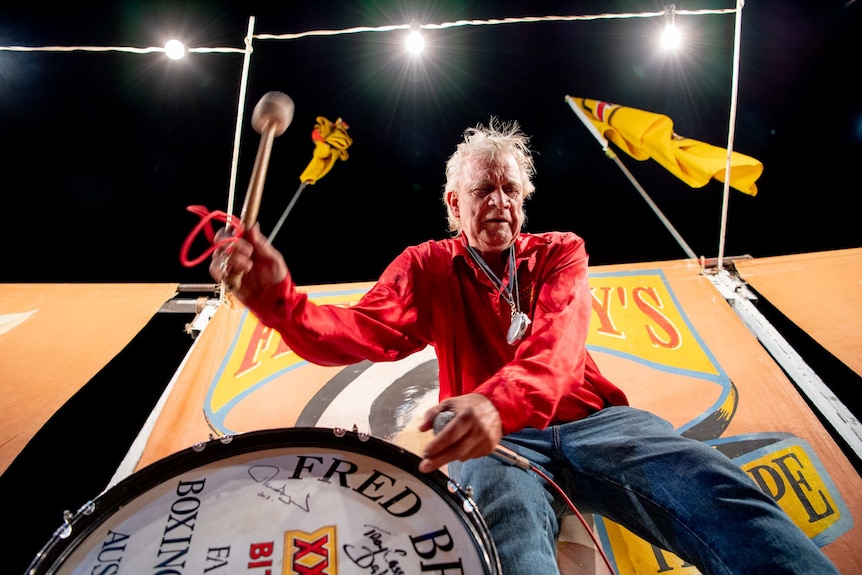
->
[448,406,840,575]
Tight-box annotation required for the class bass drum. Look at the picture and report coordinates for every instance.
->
[27,427,501,574]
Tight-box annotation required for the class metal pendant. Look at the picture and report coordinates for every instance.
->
[506,311,532,345]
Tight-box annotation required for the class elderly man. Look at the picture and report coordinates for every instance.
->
[211,120,838,575]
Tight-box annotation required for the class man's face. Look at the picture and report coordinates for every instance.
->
[448,154,525,256]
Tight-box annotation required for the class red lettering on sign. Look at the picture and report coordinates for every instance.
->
[633,286,680,349]
[591,286,625,338]
[235,322,273,377]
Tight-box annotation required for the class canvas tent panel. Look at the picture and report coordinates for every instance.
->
[735,247,862,379]
[0,283,178,475]
[124,261,861,573]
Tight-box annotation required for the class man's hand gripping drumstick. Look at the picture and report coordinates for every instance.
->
[220,91,294,293]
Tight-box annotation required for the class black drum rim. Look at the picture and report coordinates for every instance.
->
[26,426,501,574]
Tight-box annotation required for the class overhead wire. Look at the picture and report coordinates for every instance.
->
[0,7,738,53]
[0,6,742,249]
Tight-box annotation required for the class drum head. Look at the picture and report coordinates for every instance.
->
[27,427,501,574]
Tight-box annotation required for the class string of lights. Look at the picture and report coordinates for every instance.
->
[0,7,738,56]
[0,4,745,265]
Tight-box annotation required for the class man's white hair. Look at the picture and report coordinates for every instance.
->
[443,118,536,234]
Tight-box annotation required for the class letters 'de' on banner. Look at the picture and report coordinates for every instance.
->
[134,261,861,574]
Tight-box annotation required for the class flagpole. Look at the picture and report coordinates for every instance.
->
[268,181,309,244]
[216,16,255,305]
[227,16,256,221]
[717,0,745,270]
[565,96,698,261]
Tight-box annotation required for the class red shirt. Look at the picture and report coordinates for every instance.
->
[245,231,628,435]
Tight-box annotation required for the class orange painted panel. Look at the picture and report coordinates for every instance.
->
[736,248,862,378]
[133,261,861,572]
[0,283,177,475]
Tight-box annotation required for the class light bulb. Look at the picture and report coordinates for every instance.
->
[406,29,425,54]
[165,39,186,60]
[661,5,681,50]
[662,23,681,49]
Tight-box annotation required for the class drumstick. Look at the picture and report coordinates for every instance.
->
[432,411,531,470]
[225,91,295,292]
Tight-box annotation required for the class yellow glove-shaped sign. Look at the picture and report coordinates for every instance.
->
[299,116,353,184]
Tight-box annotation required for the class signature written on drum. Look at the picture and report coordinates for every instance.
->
[248,465,311,511]
[243,455,425,518]
[344,524,407,575]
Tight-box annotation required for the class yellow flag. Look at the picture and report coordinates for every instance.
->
[569,97,762,196]
[299,117,353,184]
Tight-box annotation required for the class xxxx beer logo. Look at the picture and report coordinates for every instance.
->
[246,527,338,574]
[285,526,337,575]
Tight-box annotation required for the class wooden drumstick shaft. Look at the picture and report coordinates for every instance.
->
[240,126,277,229]
[225,91,295,292]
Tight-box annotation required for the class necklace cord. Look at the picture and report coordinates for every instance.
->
[467,245,517,309]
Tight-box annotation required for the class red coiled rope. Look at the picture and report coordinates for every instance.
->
[179,205,244,267]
